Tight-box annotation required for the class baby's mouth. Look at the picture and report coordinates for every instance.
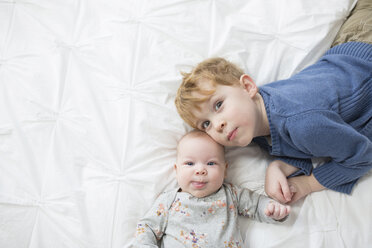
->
[192,181,207,189]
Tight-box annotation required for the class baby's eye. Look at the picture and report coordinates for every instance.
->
[185,162,194,166]
[202,121,210,129]
[207,162,215,166]
[215,101,223,111]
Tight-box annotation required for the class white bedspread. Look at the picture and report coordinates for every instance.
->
[1,0,371,247]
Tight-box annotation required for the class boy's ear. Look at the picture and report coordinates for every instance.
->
[174,164,177,172]
[240,74,258,98]
[224,163,229,177]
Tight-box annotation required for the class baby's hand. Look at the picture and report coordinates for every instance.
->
[264,200,290,221]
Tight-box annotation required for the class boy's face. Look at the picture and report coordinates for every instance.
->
[191,76,261,147]
[175,133,227,198]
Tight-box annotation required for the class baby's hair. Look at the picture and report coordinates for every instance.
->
[175,57,244,128]
[177,130,225,155]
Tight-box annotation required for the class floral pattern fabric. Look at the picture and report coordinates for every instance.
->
[133,183,279,247]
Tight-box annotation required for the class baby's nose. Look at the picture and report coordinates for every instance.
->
[196,168,207,175]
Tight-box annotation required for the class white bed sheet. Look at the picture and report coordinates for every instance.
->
[1,0,371,247]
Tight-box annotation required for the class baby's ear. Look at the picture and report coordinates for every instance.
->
[174,164,177,171]
[224,163,229,177]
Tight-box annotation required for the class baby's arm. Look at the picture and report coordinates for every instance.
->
[265,160,298,203]
[231,184,290,223]
[133,221,160,247]
[133,192,170,247]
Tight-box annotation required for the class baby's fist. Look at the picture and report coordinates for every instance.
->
[264,201,290,221]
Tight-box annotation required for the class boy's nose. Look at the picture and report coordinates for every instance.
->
[216,120,226,132]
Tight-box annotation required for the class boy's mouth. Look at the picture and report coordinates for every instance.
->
[228,128,238,141]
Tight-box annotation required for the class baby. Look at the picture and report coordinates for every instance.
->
[133,130,290,247]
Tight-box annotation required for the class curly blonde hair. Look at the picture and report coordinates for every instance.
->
[175,57,244,128]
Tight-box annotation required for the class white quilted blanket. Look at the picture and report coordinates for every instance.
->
[1,0,371,247]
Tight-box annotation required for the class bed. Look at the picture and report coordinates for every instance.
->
[1,0,371,247]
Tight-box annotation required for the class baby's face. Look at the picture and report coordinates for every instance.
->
[175,133,227,198]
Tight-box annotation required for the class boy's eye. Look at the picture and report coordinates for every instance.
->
[202,121,210,129]
[185,162,194,166]
[215,101,223,111]
[207,162,215,166]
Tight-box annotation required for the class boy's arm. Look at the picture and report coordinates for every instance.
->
[286,110,372,194]
[266,160,325,204]
[287,173,325,204]
[265,160,298,203]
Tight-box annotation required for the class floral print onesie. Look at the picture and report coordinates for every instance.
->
[132,183,286,247]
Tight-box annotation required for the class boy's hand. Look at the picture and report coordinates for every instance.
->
[287,174,325,204]
[265,161,295,203]
[264,200,291,221]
